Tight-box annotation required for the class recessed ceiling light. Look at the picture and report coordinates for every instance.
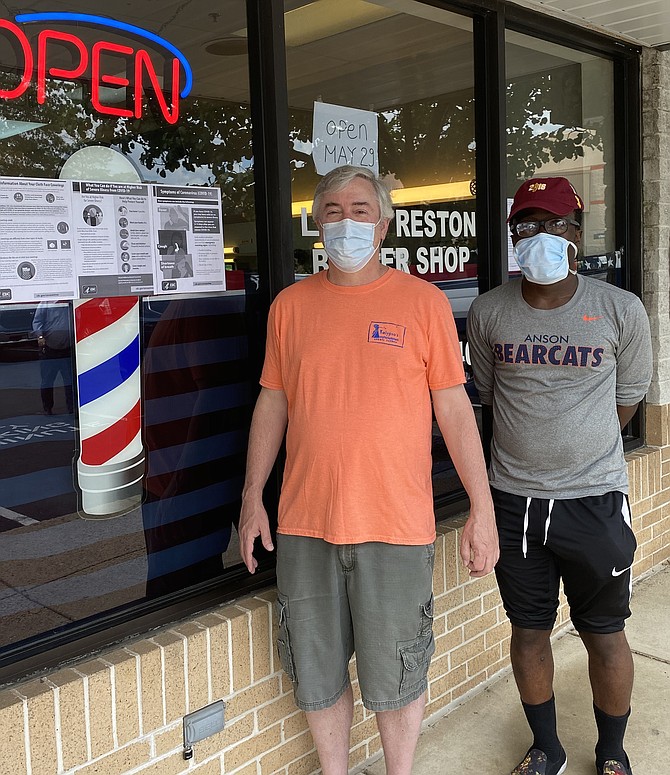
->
[204,37,248,56]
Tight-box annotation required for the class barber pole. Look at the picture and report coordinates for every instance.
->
[73,297,144,517]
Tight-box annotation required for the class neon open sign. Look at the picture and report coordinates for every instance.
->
[0,12,193,124]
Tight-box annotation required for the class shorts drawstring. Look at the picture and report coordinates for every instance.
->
[522,498,555,557]
[544,498,555,545]
[522,497,531,558]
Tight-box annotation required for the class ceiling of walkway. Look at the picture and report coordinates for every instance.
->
[511,0,670,48]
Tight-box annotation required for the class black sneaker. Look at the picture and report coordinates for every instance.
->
[599,761,633,775]
[511,748,568,775]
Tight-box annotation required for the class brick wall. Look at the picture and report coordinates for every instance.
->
[1,422,668,775]
[642,47,670,405]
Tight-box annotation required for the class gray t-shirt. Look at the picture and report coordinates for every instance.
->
[467,275,652,499]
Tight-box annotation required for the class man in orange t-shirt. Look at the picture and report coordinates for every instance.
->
[239,165,498,775]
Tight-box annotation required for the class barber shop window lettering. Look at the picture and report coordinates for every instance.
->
[393,208,476,280]
[308,206,476,278]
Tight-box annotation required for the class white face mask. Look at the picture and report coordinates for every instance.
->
[513,232,578,285]
[321,218,381,273]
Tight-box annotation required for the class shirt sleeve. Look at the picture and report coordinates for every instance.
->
[425,290,466,390]
[616,296,653,406]
[466,298,495,406]
[259,299,284,390]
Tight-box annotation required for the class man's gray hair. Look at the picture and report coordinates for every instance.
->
[313,165,395,221]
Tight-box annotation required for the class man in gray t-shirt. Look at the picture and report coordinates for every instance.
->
[467,177,652,775]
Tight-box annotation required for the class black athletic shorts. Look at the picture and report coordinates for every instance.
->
[492,488,637,634]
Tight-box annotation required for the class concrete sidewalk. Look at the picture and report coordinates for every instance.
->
[366,563,670,775]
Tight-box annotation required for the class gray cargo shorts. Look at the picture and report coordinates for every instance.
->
[275,534,435,712]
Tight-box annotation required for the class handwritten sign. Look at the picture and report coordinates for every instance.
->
[312,102,378,176]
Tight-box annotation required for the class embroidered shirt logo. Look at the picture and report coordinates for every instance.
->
[368,321,406,348]
[583,315,603,322]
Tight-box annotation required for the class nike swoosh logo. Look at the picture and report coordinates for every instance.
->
[611,565,632,577]
[583,315,603,321]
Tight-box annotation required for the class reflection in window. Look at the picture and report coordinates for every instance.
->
[0,289,262,648]
[0,1,260,656]
[506,33,618,283]
[141,293,256,597]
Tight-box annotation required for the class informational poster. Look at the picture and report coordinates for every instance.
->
[0,176,226,301]
[0,177,77,302]
[152,185,226,294]
[312,102,379,176]
[71,181,155,297]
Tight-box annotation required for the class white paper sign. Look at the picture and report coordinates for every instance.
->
[151,185,226,295]
[0,176,226,302]
[72,181,155,297]
[0,177,77,302]
[312,102,378,176]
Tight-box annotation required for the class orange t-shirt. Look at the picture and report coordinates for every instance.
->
[260,268,465,545]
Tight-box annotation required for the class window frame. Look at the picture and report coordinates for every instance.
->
[0,0,290,688]
[500,4,645,450]
[0,0,646,684]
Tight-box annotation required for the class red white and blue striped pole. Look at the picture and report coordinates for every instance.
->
[73,297,144,517]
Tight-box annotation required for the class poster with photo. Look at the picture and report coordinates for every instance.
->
[71,181,155,297]
[151,185,225,294]
[0,176,226,302]
[0,177,77,302]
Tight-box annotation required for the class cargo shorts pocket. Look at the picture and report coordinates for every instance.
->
[398,593,435,693]
[419,594,434,637]
[275,594,297,683]
[398,633,435,694]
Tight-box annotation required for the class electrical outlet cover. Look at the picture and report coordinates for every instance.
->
[183,700,225,746]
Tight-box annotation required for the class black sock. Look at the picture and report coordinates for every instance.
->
[521,695,564,762]
[594,704,630,770]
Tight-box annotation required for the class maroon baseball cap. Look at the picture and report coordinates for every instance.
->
[508,177,584,222]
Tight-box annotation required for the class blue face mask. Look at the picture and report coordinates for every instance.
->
[321,218,381,273]
[513,232,577,285]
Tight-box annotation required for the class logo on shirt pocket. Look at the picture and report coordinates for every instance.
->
[368,321,406,348]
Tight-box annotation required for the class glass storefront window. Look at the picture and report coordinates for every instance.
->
[0,1,260,656]
[505,33,618,283]
[0,0,640,679]
[284,0,477,501]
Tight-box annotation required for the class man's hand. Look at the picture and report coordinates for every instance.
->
[431,385,499,577]
[239,496,274,574]
[238,387,287,574]
[459,505,499,578]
